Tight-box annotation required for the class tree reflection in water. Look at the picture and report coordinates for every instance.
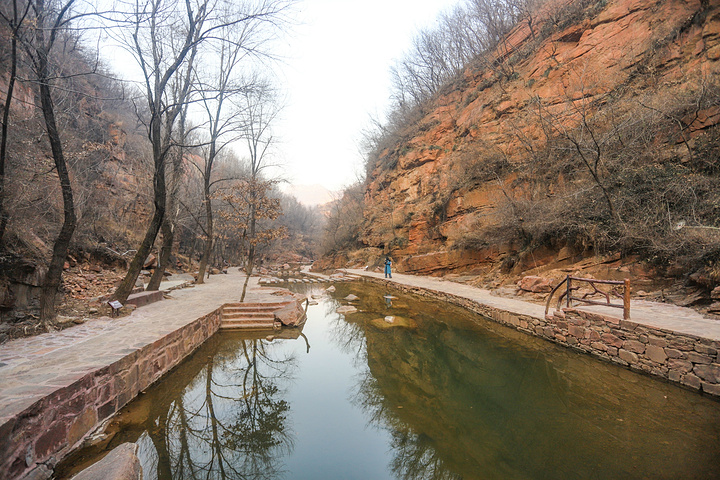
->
[325,294,461,480]
[324,282,720,480]
[104,334,297,480]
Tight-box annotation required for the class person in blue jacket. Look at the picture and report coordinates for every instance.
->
[384,256,392,278]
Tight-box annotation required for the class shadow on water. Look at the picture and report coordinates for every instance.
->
[59,282,720,480]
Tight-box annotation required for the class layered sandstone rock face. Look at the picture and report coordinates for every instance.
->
[356,0,720,278]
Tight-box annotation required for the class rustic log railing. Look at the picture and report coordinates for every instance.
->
[545,275,631,320]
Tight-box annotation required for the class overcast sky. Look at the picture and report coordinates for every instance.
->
[274,0,462,200]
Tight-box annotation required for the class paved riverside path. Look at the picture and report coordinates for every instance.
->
[341,269,720,342]
[0,271,278,425]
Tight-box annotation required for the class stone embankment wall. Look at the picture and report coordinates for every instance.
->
[1,309,222,480]
[361,277,720,398]
[542,308,720,396]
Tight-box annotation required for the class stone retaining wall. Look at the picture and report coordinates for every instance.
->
[360,277,720,398]
[2,309,222,480]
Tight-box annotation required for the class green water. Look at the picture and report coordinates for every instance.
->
[64,282,720,479]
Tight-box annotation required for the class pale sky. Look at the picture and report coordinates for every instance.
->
[274,0,462,199]
[99,0,462,203]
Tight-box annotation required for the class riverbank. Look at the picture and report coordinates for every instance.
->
[335,269,720,398]
[0,271,302,480]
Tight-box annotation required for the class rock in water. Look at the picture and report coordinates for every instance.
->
[345,294,360,301]
[336,305,357,314]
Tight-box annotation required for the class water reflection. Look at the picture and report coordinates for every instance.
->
[77,333,299,480]
[326,283,720,480]
[61,283,720,480]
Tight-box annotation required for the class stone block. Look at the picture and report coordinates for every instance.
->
[623,339,645,354]
[668,370,682,382]
[591,342,608,352]
[619,349,638,364]
[68,408,97,446]
[693,363,720,384]
[668,337,694,351]
[668,358,694,373]
[72,443,141,480]
[619,319,638,330]
[686,352,713,365]
[664,348,684,359]
[648,336,668,348]
[680,373,702,390]
[35,422,67,459]
[694,343,718,356]
[601,333,623,348]
[645,345,667,364]
[568,325,585,338]
[125,290,163,308]
[701,382,720,396]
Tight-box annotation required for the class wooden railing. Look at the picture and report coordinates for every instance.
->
[545,275,631,320]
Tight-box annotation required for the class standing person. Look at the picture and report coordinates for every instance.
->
[384,256,392,278]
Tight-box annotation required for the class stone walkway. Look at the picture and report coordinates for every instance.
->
[342,269,720,341]
[0,271,281,425]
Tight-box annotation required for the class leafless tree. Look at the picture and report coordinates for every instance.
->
[16,0,106,323]
[112,0,292,301]
[0,0,31,247]
[193,26,263,283]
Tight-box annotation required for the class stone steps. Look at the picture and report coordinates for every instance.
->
[220,301,295,330]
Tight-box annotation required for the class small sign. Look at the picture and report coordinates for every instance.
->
[108,300,123,309]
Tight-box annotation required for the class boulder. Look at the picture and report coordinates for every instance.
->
[711,286,720,300]
[336,305,357,314]
[72,443,141,480]
[517,276,553,293]
[274,301,305,327]
[143,254,157,269]
[345,294,360,301]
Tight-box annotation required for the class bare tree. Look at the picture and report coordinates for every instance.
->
[113,0,292,300]
[0,0,31,247]
[194,25,261,283]
[19,0,100,323]
[110,0,206,302]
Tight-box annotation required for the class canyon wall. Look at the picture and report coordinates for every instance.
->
[332,0,720,288]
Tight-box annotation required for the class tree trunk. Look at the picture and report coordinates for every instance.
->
[37,62,76,324]
[113,146,166,302]
[147,215,173,291]
[196,181,213,283]
[0,11,18,247]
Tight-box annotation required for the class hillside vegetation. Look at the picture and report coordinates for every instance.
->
[318,0,720,308]
[0,0,322,338]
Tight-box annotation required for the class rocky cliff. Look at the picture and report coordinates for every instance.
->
[325,0,720,295]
